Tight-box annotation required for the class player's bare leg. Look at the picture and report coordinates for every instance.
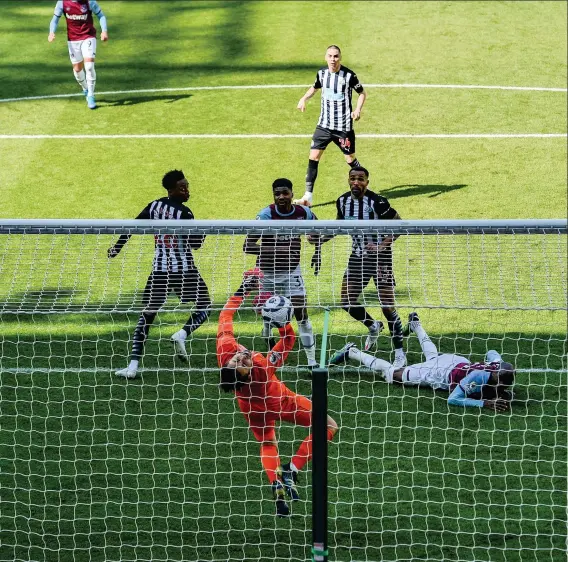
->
[72,61,88,96]
[295,148,323,206]
[340,275,383,350]
[344,153,362,171]
[291,296,317,367]
[377,284,406,368]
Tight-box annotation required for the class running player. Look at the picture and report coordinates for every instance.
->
[108,170,211,379]
[48,0,108,109]
[330,312,515,411]
[217,275,339,517]
[295,45,367,206]
[244,178,321,367]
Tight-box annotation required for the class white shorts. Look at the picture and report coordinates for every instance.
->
[68,38,96,64]
[260,265,306,298]
[402,354,469,390]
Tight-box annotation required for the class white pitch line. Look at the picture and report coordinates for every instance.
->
[0,83,566,104]
[0,133,565,140]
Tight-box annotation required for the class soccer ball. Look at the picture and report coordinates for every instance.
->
[261,295,294,328]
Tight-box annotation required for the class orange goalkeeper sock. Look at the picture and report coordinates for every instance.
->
[260,443,281,482]
[291,429,335,472]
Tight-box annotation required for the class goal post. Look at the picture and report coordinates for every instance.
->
[0,218,566,562]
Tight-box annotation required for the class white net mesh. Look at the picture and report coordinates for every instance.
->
[0,219,566,562]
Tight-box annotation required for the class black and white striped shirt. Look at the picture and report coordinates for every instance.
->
[136,197,201,273]
[336,190,397,257]
[314,65,364,132]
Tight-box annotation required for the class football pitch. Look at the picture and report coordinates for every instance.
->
[0,2,567,561]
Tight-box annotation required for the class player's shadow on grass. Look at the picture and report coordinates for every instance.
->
[98,93,193,107]
[381,183,468,199]
[311,184,467,209]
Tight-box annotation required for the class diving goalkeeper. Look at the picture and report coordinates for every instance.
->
[217,275,338,517]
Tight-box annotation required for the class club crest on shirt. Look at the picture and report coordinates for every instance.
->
[464,381,478,394]
[80,3,88,12]
[269,351,282,365]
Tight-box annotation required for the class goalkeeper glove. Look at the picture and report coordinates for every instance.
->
[235,275,261,297]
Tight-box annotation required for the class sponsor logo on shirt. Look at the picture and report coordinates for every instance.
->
[66,13,89,20]
[323,88,344,102]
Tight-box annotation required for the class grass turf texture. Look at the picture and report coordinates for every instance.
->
[0,1,567,561]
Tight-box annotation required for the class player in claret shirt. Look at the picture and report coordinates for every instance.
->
[243,178,322,368]
[330,312,515,412]
[217,275,338,517]
[48,0,108,109]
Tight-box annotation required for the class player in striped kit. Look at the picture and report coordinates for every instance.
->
[108,170,211,379]
[48,0,108,109]
[323,166,407,368]
[330,312,515,411]
[295,45,367,206]
[243,178,321,368]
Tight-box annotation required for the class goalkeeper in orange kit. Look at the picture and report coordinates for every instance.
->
[217,274,339,517]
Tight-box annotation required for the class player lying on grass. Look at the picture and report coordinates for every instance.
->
[329,312,515,411]
[217,275,338,517]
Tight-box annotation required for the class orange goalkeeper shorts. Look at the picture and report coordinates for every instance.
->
[239,392,313,442]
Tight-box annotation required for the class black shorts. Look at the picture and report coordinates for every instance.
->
[344,253,395,288]
[311,126,356,155]
[142,269,210,311]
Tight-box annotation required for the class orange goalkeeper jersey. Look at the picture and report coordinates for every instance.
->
[216,294,296,403]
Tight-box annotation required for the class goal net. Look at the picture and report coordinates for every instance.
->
[0,219,566,562]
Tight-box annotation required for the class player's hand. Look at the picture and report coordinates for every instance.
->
[240,269,263,295]
[351,109,361,121]
[101,31,109,41]
[483,399,510,412]
[48,33,56,42]
[365,242,379,253]
[107,246,119,259]
[311,249,321,275]
[297,99,307,112]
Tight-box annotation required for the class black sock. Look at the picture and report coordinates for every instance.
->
[348,159,361,168]
[183,309,210,335]
[305,159,319,193]
[131,311,156,360]
[344,305,374,328]
[383,309,403,350]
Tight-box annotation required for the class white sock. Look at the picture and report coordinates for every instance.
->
[289,461,299,473]
[395,348,406,360]
[413,323,438,361]
[177,328,188,340]
[298,320,316,365]
[128,359,139,371]
[349,347,394,380]
[84,61,96,96]
[73,69,87,90]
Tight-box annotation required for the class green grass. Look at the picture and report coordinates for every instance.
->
[0,1,567,561]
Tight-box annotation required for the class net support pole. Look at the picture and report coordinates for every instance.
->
[312,308,330,562]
